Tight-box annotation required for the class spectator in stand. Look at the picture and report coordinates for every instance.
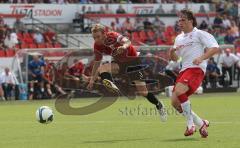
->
[229,21,239,38]
[4,28,18,49]
[0,24,6,50]
[44,59,54,98]
[220,48,240,86]
[153,16,165,32]
[0,16,4,26]
[86,6,93,14]
[143,18,153,30]
[99,6,105,14]
[234,38,240,53]
[199,20,208,30]
[1,67,19,100]
[4,32,16,49]
[198,5,206,13]
[204,57,221,88]
[13,18,24,33]
[110,21,116,31]
[213,13,223,29]
[68,59,89,88]
[155,4,165,14]
[213,28,225,44]
[44,28,56,43]
[174,21,180,33]
[216,1,225,13]
[28,55,46,100]
[222,14,231,29]
[33,28,44,44]
[104,4,113,14]
[116,5,126,14]
[68,59,84,78]
[170,4,178,14]
[134,17,143,31]
[224,28,235,44]
[115,18,122,32]
[122,17,133,32]
[228,1,238,19]
[0,75,5,101]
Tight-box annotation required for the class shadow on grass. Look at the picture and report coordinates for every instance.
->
[82,138,150,144]
[161,138,200,142]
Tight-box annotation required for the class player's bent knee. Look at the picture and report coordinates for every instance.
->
[174,89,186,96]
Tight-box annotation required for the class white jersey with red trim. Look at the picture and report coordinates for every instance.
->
[174,27,219,73]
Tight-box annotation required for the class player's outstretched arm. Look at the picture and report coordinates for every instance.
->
[87,60,101,90]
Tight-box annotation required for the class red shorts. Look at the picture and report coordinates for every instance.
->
[173,68,204,96]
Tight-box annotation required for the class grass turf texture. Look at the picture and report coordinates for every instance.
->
[0,92,240,148]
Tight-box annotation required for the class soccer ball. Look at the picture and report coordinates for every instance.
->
[36,106,54,124]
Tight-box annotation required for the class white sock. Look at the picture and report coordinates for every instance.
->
[181,100,194,129]
[192,111,204,128]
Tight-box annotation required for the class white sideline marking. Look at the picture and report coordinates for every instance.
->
[0,121,240,124]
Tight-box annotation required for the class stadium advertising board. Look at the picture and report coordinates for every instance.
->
[0,4,210,24]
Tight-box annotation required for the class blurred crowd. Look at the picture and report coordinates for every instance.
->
[0,17,62,53]
[72,1,240,47]
[0,0,226,4]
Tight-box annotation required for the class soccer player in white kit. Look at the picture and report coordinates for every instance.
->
[169,9,220,138]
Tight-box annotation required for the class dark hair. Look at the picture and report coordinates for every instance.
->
[180,9,197,27]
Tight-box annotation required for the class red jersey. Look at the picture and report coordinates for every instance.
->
[69,61,84,77]
[94,31,137,62]
[44,63,53,81]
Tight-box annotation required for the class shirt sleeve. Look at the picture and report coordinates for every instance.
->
[232,54,240,63]
[94,44,103,61]
[41,60,46,67]
[199,30,219,48]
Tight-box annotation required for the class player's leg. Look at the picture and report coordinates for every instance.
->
[54,84,66,95]
[134,80,167,122]
[0,84,6,101]
[172,68,208,137]
[227,67,233,85]
[29,81,35,100]
[172,82,196,136]
[97,63,120,93]
[172,93,208,136]
[46,83,53,98]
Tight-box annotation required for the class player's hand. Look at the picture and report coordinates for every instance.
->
[87,79,94,90]
[113,46,125,56]
[32,74,36,77]
[193,57,203,65]
[169,46,180,52]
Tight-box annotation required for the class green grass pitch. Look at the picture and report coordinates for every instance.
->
[0,92,240,148]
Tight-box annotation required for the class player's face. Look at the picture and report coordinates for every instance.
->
[92,31,105,45]
[33,55,39,62]
[178,15,193,32]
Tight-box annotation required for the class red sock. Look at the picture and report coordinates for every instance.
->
[178,93,188,103]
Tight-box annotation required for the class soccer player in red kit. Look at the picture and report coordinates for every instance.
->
[169,9,220,137]
[87,24,167,121]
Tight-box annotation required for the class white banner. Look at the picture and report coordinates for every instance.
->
[0,3,210,24]
[0,4,77,24]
